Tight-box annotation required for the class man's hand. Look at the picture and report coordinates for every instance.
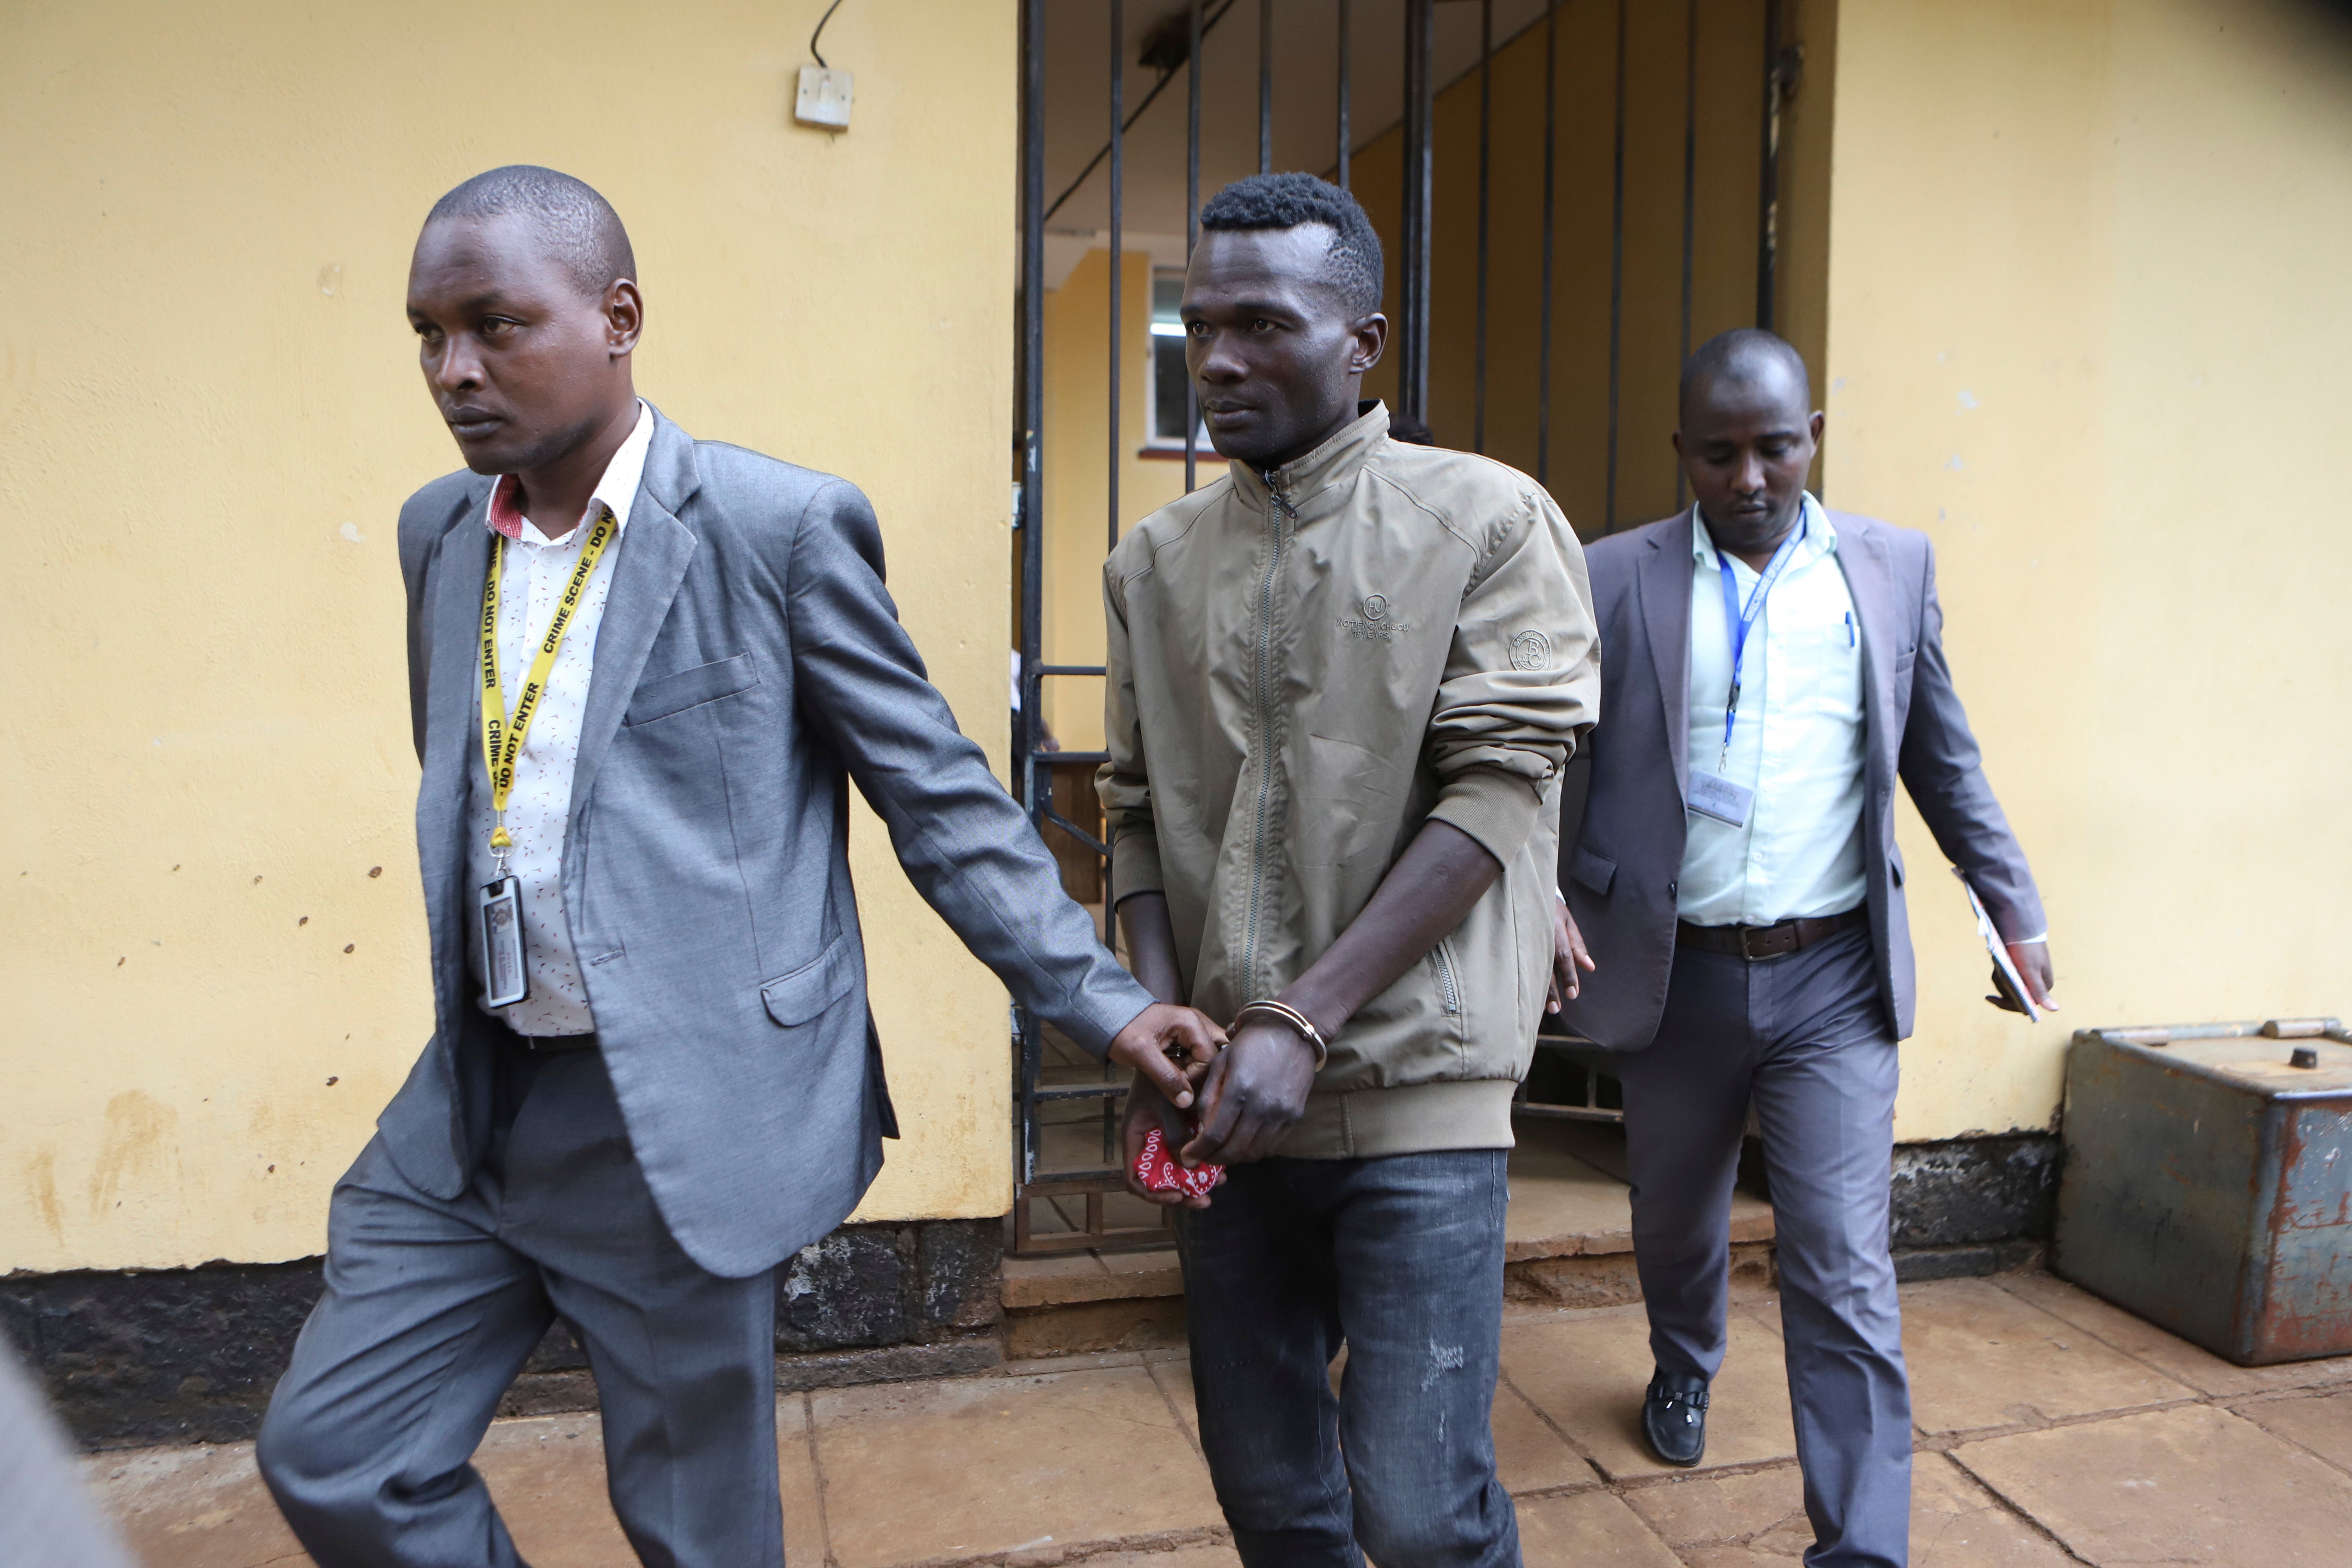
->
[1183,1017,1319,1166]
[1121,1075,1216,1210]
[1106,1002,1227,1110]
[1994,941,2058,1014]
[1549,894,1596,1013]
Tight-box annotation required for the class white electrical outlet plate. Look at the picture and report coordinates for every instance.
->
[795,66,853,129]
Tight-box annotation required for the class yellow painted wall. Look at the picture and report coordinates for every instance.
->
[1821,0,2352,1140]
[1037,248,1193,754]
[0,0,1021,1275]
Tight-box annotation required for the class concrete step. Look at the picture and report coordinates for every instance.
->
[1001,1121,1776,1359]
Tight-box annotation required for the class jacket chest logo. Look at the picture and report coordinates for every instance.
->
[1340,593,1410,643]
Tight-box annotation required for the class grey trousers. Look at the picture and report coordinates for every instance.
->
[258,1048,783,1568]
[1614,926,1911,1568]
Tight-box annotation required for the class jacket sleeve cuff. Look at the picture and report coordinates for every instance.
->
[1108,826,1166,906]
[1059,971,1159,1060]
[1427,767,1544,871]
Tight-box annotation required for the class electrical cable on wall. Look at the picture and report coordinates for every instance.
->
[809,0,846,69]
[796,1,855,128]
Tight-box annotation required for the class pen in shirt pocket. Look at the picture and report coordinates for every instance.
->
[1844,611,1856,648]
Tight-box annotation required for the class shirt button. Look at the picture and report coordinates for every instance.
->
[1667,879,1678,896]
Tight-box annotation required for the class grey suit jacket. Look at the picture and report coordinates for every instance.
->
[1556,508,2045,1051]
[382,407,1154,1277]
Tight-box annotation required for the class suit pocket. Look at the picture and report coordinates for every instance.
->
[1569,845,1616,896]
[761,934,858,1027]
[626,653,758,726]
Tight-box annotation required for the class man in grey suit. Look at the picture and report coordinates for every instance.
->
[1554,330,2054,1568]
[256,166,1223,1568]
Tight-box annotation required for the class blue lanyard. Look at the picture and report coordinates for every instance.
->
[1711,513,1808,771]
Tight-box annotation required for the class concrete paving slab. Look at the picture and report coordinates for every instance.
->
[1620,1461,1808,1550]
[1997,1269,2352,1399]
[1152,1348,1591,1497]
[1952,1403,2352,1565]
[2234,1385,2352,1474]
[80,1404,823,1568]
[809,1367,1220,1568]
[81,1440,309,1568]
[1902,1277,2197,1434]
[1908,1451,2076,1567]
[1001,1251,1119,1308]
[1506,1140,1638,1259]
[775,1397,829,1568]
[1505,1128,1772,1260]
[1516,1486,1683,1566]
[467,1415,641,1566]
[1502,1303,1798,1479]
[1077,1544,1241,1568]
[1492,1382,1596,1495]
[1147,1356,1200,1449]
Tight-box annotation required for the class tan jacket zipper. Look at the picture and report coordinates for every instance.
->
[1239,472,1297,1000]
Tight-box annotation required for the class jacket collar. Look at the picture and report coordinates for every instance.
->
[1228,400,1390,521]
[1828,508,1899,808]
[421,405,704,849]
[1635,518,1694,801]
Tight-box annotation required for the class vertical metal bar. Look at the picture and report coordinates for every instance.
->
[1336,0,1351,191]
[1109,0,1123,555]
[1015,0,1047,1188]
[1258,0,1273,174]
[1677,0,1698,509]
[1474,0,1492,454]
[1604,0,1627,533]
[1757,0,1784,329]
[1186,0,1203,495]
[1399,0,1433,424]
[1537,0,1556,486]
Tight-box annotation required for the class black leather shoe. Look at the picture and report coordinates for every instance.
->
[1642,1369,1711,1466]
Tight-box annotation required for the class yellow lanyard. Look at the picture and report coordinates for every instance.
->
[479,505,619,862]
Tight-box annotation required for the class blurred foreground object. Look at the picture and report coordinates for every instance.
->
[0,1342,137,1568]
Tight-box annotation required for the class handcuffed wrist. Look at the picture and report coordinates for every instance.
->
[1234,999,1331,1070]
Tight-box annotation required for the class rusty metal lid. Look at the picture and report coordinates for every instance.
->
[2073,1019,2352,1097]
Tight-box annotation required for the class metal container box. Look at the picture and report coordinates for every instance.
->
[2054,1018,2352,1365]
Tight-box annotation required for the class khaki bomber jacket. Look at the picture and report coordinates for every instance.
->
[1099,403,1600,1157]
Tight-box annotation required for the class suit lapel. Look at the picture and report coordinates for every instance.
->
[1833,511,1900,810]
[566,413,703,823]
[421,510,494,902]
[1635,519,1694,799]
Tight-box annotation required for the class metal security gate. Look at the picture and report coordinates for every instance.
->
[1009,0,1798,1254]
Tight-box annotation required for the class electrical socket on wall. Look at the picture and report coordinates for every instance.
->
[795,66,853,129]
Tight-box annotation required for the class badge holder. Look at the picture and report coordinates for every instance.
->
[479,838,529,1010]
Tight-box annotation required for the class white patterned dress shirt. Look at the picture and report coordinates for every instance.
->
[465,402,652,1035]
[1676,495,1871,927]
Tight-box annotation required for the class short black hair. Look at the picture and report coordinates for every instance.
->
[425,166,636,300]
[1197,173,1383,316]
[1679,327,1811,418]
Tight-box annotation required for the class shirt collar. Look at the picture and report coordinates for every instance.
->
[1691,492,1834,571]
[486,400,654,544]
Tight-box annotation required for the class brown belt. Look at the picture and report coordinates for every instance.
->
[1676,906,1867,962]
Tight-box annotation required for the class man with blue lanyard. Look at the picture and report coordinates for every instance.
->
[1551,329,2053,1568]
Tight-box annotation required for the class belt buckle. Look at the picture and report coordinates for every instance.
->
[1739,925,1757,962]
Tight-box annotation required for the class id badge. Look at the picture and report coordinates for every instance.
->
[478,876,531,1009]
[1688,770,1754,828]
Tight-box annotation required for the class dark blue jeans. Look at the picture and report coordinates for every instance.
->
[1175,1150,1519,1568]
